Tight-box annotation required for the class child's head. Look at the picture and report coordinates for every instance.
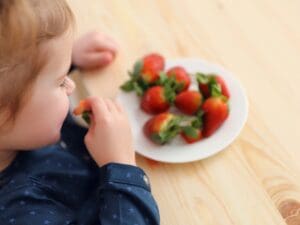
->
[0,0,76,151]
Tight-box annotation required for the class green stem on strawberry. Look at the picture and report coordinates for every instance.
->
[210,79,222,97]
[156,72,168,85]
[122,59,164,97]
[196,72,230,99]
[196,73,210,84]
[151,115,182,145]
[196,72,222,97]
[82,111,91,125]
[120,80,135,92]
[131,60,143,79]
[179,111,204,143]
[181,126,200,139]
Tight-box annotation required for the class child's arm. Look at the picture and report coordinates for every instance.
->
[97,163,160,224]
[81,97,160,224]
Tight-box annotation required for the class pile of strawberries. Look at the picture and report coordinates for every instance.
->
[122,53,230,145]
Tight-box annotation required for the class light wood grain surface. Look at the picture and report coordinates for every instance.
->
[67,1,300,224]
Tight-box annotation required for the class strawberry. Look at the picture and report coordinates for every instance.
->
[197,79,210,98]
[175,90,202,115]
[201,96,229,137]
[141,53,165,84]
[141,86,175,114]
[181,127,203,144]
[166,66,191,92]
[196,73,230,99]
[214,76,230,98]
[121,53,165,96]
[180,112,204,144]
[73,100,91,124]
[143,113,181,145]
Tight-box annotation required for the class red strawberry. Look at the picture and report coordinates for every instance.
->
[181,127,203,144]
[214,76,230,98]
[73,100,91,124]
[141,53,165,84]
[180,114,203,144]
[73,100,90,115]
[143,113,181,145]
[175,90,202,115]
[201,96,229,137]
[196,73,230,99]
[121,53,165,96]
[166,66,191,92]
[141,86,175,114]
[198,82,210,98]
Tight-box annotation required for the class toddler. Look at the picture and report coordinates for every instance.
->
[0,0,160,224]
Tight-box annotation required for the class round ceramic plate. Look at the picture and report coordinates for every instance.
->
[116,58,248,163]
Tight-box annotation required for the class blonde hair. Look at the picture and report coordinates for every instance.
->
[0,0,75,131]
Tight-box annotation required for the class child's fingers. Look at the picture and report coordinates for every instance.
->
[104,98,119,114]
[114,100,125,113]
[103,36,119,55]
[103,98,113,112]
[88,113,96,131]
[84,96,110,123]
[93,37,119,56]
[83,52,113,69]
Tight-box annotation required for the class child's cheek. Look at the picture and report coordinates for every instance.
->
[45,97,70,145]
[56,95,71,128]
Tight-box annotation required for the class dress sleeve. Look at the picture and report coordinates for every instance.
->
[97,163,160,225]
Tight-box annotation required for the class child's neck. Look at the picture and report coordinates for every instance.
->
[0,151,18,172]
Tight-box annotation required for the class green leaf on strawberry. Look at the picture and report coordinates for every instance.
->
[120,80,135,92]
[133,82,144,96]
[145,114,182,145]
[164,84,176,104]
[157,72,168,85]
[82,111,91,125]
[191,118,202,129]
[157,116,182,144]
[131,60,143,79]
[196,73,210,84]
[210,82,222,97]
[181,126,199,139]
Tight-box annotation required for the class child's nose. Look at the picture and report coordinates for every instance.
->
[67,78,76,96]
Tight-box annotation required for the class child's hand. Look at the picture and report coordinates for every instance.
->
[82,96,136,166]
[72,31,119,70]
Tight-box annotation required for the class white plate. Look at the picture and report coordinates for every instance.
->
[117,58,248,163]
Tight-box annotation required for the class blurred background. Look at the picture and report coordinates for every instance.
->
[67,1,300,224]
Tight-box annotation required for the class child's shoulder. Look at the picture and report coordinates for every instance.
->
[0,143,100,212]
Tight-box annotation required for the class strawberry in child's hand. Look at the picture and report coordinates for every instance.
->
[196,73,230,99]
[166,66,191,93]
[73,100,92,124]
[175,90,202,115]
[143,112,181,145]
[73,100,90,115]
[141,86,175,114]
[201,96,229,137]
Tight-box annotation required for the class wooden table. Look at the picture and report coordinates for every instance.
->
[68,1,300,224]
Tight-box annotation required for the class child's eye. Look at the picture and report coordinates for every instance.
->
[60,77,68,88]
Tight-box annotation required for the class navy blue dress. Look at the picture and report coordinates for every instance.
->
[0,113,160,225]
